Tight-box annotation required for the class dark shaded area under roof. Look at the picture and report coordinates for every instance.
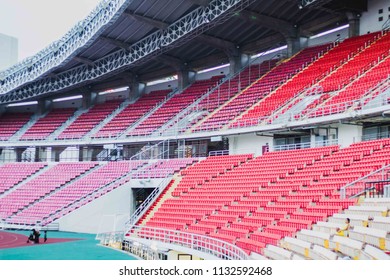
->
[5,0,369,101]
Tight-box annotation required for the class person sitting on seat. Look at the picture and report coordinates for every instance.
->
[336,218,351,237]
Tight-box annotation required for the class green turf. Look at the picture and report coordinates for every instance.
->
[0,230,136,260]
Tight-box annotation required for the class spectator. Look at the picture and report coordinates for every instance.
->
[336,218,351,237]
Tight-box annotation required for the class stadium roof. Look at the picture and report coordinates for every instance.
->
[0,0,367,104]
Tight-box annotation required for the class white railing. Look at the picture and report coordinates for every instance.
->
[209,150,230,156]
[123,177,171,233]
[362,131,390,141]
[340,164,390,199]
[272,139,338,151]
[266,85,324,125]
[126,226,249,260]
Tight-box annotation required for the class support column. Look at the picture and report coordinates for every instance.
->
[82,92,97,109]
[346,12,360,38]
[286,36,301,57]
[229,53,249,75]
[178,68,190,91]
[37,99,52,116]
[0,105,6,116]
[130,76,145,99]
[338,123,362,148]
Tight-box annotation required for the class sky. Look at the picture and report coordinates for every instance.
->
[0,0,101,61]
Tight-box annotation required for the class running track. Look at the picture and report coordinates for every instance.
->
[0,231,80,249]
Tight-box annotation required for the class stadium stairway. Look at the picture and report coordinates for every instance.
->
[46,107,89,141]
[82,98,136,140]
[137,175,181,227]
[189,61,278,133]
[2,162,100,223]
[275,198,390,260]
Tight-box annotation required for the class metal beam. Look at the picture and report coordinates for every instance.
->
[99,36,131,50]
[0,0,258,104]
[238,10,297,38]
[241,33,285,54]
[196,34,238,56]
[300,0,333,9]
[155,55,186,70]
[73,56,96,67]
[299,14,347,36]
[125,9,238,55]
[124,12,169,29]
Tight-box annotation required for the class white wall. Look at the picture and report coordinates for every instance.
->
[360,0,390,34]
[337,124,363,148]
[57,181,134,234]
[308,27,349,47]
[0,33,18,71]
[146,80,178,94]
[228,133,273,156]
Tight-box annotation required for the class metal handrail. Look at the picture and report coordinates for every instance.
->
[125,225,249,260]
[340,163,390,199]
[123,177,172,233]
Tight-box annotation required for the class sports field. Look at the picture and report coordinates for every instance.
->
[0,230,136,260]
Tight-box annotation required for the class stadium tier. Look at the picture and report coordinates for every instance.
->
[93,90,171,138]
[57,99,123,140]
[1,2,390,262]
[128,139,390,256]
[232,32,382,127]
[127,75,223,136]
[0,159,202,226]
[0,113,32,141]
[20,108,76,140]
[195,44,331,131]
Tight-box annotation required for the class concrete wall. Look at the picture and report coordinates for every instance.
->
[337,123,363,148]
[360,0,390,34]
[57,181,134,234]
[228,133,273,156]
[146,80,178,94]
[308,27,349,47]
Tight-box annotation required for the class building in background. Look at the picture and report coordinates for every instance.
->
[0,33,18,71]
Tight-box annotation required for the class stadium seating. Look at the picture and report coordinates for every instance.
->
[233,32,381,127]
[0,113,32,141]
[128,76,223,136]
[195,44,331,131]
[5,161,145,225]
[128,138,390,255]
[0,162,98,219]
[20,108,76,140]
[304,32,390,117]
[93,90,171,138]
[57,99,123,139]
[0,163,47,195]
[131,158,198,179]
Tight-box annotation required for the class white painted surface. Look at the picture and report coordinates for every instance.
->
[337,123,363,148]
[360,0,390,34]
[228,133,273,156]
[57,182,133,234]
